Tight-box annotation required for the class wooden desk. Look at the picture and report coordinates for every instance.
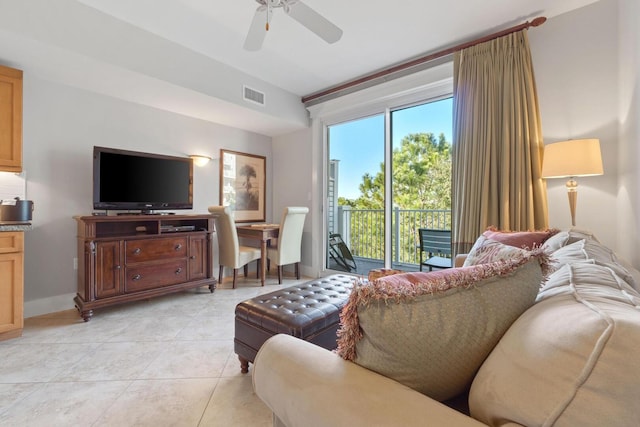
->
[236,224,279,286]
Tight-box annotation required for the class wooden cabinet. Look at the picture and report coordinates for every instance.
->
[94,240,122,299]
[0,231,24,341]
[188,234,208,281]
[0,65,22,172]
[74,214,216,321]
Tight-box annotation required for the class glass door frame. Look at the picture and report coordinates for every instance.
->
[309,65,454,277]
[383,108,392,269]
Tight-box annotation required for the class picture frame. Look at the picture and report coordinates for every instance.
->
[219,149,266,222]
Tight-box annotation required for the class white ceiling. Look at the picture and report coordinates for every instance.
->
[0,0,599,136]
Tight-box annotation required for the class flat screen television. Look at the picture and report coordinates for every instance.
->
[93,146,193,213]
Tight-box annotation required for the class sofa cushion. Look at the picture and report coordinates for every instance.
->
[336,249,545,402]
[566,227,601,244]
[552,238,637,289]
[469,262,640,426]
[619,257,640,293]
[367,268,405,282]
[462,235,530,266]
[541,230,569,252]
[462,228,558,267]
[482,227,558,249]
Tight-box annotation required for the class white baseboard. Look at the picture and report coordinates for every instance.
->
[24,293,76,318]
[23,267,324,318]
[300,265,319,278]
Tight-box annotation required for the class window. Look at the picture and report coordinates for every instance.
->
[325,98,452,274]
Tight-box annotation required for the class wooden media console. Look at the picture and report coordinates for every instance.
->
[74,214,216,321]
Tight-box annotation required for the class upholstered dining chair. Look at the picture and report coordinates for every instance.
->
[267,207,309,284]
[208,206,261,288]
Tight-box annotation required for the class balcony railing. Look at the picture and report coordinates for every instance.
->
[335,206,451,267]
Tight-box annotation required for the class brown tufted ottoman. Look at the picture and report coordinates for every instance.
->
[234,274,358,373]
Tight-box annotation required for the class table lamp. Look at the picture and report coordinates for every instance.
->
[541,139,604,226]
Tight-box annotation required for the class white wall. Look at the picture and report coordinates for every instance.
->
[529,0,620,250]
[15,74,272,316]
[617,0,640,267]
[529,0,640,265]
[271,127,314,277]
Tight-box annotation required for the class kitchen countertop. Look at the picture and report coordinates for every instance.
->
[0,222,32,232]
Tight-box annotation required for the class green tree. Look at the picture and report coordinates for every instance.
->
[393,132,451,210]
[338,132,452,262]
[336,132,452,264]
[348,132,451,209]
[338,197,356,207]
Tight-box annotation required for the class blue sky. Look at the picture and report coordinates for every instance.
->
[329,98,453,199]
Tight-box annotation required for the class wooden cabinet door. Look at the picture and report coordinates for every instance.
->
[0,252,23,335]
[188,234,208,280]
[95,240,123,299]
[0,65,22,172]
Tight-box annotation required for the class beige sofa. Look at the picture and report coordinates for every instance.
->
[252,229,640,426]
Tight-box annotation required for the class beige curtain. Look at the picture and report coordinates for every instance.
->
[452,29,548,255]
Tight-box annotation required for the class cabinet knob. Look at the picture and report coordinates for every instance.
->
[175,244,182,250]
[189,255,196,260]
[132,274,141,281]
[133,248,141,255]
[115,265,121,270]
[175,267,183,275]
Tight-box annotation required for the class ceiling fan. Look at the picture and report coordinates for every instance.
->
[244,0,343,51]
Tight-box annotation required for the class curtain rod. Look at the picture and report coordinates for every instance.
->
[301,16,547,105]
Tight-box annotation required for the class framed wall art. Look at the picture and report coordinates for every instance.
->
[219,149,266,222]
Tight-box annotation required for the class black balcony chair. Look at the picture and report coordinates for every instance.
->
[418,228,453,271]
[328,233,357,272]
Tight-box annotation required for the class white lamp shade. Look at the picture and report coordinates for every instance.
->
[541,139,604,178]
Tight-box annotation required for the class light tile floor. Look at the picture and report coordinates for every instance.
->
[0,274,309,427]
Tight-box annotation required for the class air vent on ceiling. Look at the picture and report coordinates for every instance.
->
[243,85,265,106]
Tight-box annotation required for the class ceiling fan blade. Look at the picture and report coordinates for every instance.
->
[286,1,343,44]
[244,6,268,51]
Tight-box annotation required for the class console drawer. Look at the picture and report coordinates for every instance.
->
[124,259,188,293]
[125,237,187,263]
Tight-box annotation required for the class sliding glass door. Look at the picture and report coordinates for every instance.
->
[326,114,385,274]
[325,98,452,275]
[390,99,453,270]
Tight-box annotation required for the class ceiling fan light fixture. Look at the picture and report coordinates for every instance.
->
[244,0,342,51]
